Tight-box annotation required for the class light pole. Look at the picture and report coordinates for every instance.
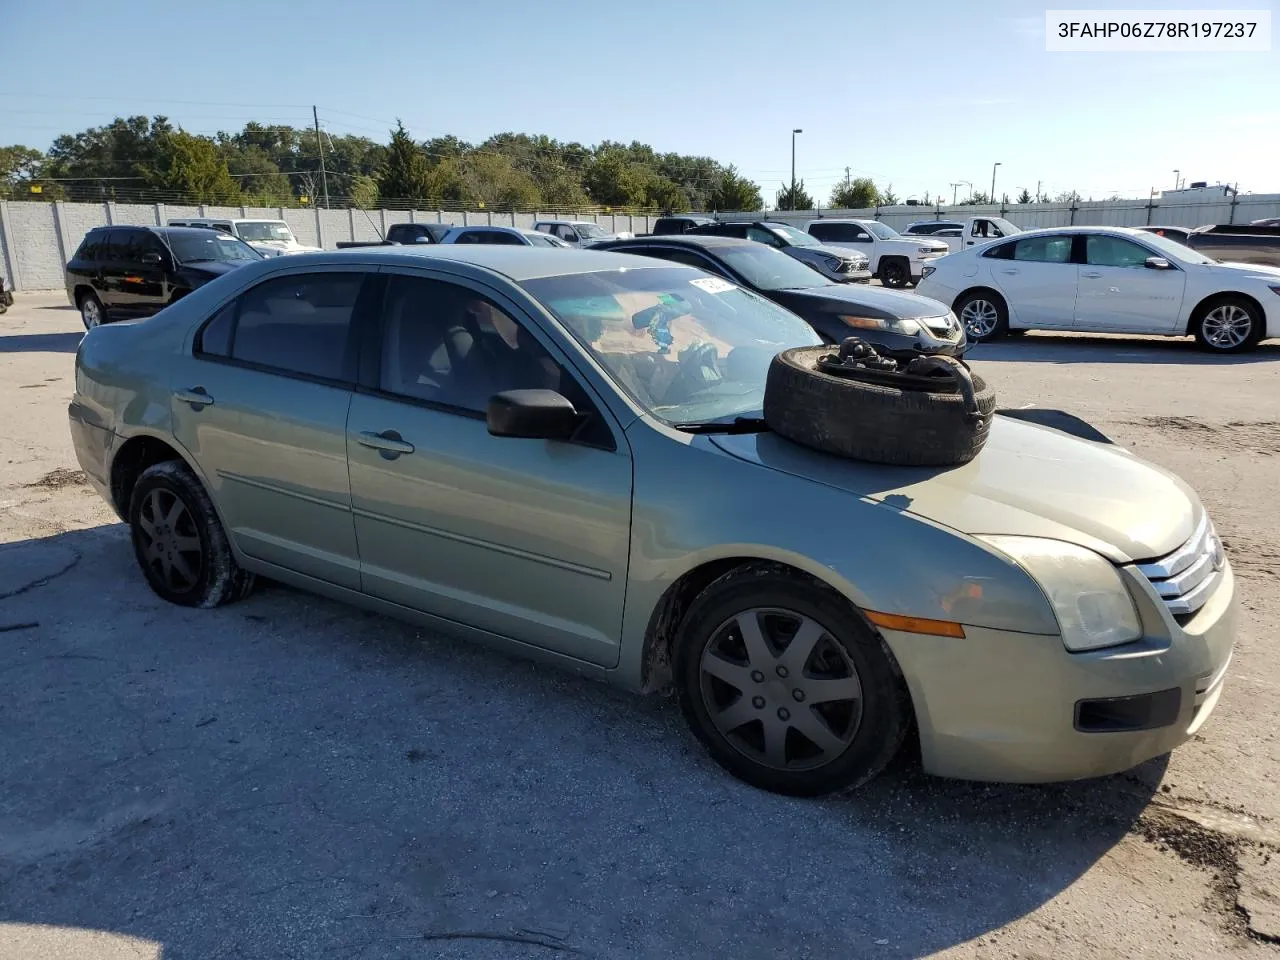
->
[790,129,803,210]
[990,162,1001,205]
[953,180,972,204]
[1172,169,1180,190]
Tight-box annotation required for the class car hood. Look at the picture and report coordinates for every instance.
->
[179,260,250,278]
[779,283,952,320]
[791,243,865,263]
[1207,261,1280,280]
[247,240,321,255]
[708,416,1198,562]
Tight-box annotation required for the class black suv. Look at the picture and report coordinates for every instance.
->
[65,225,263,329]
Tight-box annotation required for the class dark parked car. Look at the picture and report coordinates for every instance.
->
[66,226,263,330]
[649,214,717,236]
[335,222,455,248]
[1137,223,1280,269]
[685,219,872,284]
[594,235,965,357]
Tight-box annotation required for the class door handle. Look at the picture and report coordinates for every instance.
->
[174,387,214,408]
[1082,271,1103,278]
[1001,268,1020,275]
[357,430,415,458]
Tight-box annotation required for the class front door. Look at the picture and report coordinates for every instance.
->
[169,268,373,589]
[1074,234,1187,333]
[114,231,170,315]
[345,272,633,667]
[990,234,1079,328]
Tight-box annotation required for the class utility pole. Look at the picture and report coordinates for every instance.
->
[790,128,803,211]
[313,105,330,210]
[990,162,1001,205]
[845,166,851,189]
[950,182,960,205]
[1035,179,1041,202]
[1172,169,1180,191]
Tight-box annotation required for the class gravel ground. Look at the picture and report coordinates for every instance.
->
[1,292,1278,960]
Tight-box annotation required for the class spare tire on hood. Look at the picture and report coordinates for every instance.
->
[763,343,996,467]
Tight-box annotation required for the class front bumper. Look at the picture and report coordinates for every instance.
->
[880,560,1236,783]
[911,256,946,280]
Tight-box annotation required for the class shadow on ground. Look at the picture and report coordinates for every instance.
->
[0,332,83,354]
[970,333,1280,366]
[0,526,1164,959]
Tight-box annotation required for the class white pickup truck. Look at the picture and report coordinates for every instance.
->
[902,216,1023,254]
[165,217,321,258]
[803,218,949,288]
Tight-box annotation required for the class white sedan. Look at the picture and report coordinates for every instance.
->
[915,225,1280,353]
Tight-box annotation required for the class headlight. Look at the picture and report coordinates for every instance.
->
[822,256,842,270]
[839,314,921,335]
[921,265,937,279]
[917,246,935,255]
[978,537,1143,652]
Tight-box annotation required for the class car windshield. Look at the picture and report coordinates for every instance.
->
[575,223,608,238]
[988,217,1022,237]
[520,266,820,426]
[766,223,820,247]
[236,221,295,242]
[864,221,901,240]
[166,233,263,263]
[1134,230,1216,264]
[716,243,830,291]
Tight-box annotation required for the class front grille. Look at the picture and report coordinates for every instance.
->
[1136,513,1226,619]
[840,259,868,273]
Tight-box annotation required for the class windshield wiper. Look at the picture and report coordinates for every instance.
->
[673,416,770,435]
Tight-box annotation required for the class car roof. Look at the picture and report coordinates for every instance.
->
[91,225,240,238]
[275,244,675,282]
[605,235,753,250]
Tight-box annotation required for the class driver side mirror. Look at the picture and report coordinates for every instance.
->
[1144,256,1173,270]
[413,235,432,244]
[487,389,585,441]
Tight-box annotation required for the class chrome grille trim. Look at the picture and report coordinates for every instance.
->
[1136,513,1225,618]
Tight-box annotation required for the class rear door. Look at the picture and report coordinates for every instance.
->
[987,234,1079,328]
[1074,234,1187,333]
[96,229,132,310]
[170,268,374,589]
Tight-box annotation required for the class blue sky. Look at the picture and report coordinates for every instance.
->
[2,0,1276,204]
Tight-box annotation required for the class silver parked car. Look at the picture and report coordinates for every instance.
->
[441,225,569,247]
[68,246,1235,796]
[533,219,634,247]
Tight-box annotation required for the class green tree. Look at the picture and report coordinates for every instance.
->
[583,150,646,207]
[1016,187,1033,204]
[0,145,45,198]
[961,190,992,205]
[145,130,241,203]
[378,120,433,204]
[879,183,899,205]
[707,166,763,211]
[829,176,878,209]
[642,175,689,213]
[461,153,542,210]
[348,174,379,208]
[775,179,814,211]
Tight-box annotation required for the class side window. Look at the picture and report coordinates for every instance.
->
[482,231,523,245]
[1012,236,1073,263]
[376,276,611,447]
[101,230,129,260]
[76,232,104,262]
[983,241,1016,260]
[1086,235,1154,268]
[197,302,236,357]
[807,223,834,242]
[555,225,579,242]
[228,272,366,381]
[747,226,783,247]
[534,224,553,234]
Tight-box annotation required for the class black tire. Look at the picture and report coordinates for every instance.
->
[129,460,255,608]
[78,290,106,331]
[1191,295,1264,353]
[763,346,996,466]
[674,566,910,796]
[954,289,1009,342]
[879,257,910,289]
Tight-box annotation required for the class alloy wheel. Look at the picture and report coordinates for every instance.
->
[960,299,999,338]
[81,298,102,329]
[1200,304,1254,349]
[698,608,863,771]
[136,488,203,592]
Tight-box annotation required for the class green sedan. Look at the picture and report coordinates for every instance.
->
[68,245,1235,796]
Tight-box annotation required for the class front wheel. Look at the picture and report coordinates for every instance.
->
[129,461,256,608]
[674,567,910,796]
[955,289,1009,342]
[879,257,910,289]
[79,291,105,330]
[1193,296,1264,353]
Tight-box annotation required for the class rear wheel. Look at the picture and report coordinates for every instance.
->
[674,567,909,796]
[1192,296,1264,353]
[955,289,1009,342]
[78,291,105,330]
[129,461,255,608]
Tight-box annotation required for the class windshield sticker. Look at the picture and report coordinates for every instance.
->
[690,277,736,294]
